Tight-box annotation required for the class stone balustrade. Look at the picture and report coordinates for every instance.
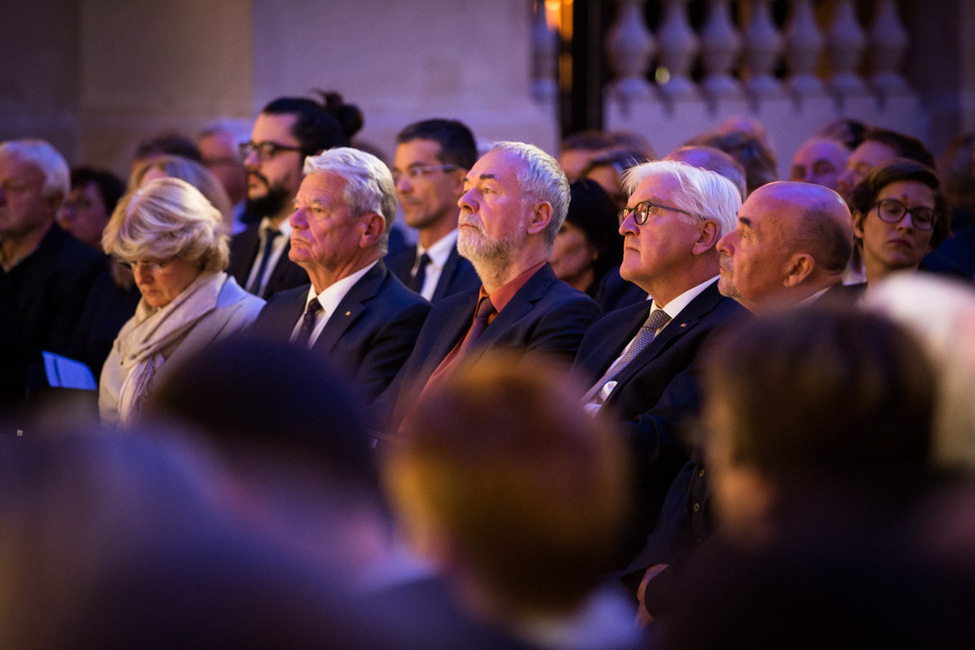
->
[533,0,923,172]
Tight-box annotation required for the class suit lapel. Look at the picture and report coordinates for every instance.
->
[611,282,723,387]
[281,287,309,334]
[312,263,386,354]
[585,303,651,377]
[228,226,260,285]
[475,265,554,348]
[433,291,479,359]
[432,246,460,303]
[267,240,295,288]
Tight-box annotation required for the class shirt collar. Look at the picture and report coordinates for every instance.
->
[483,260,548,314]
[258,216,291,238]
[654,275,718,319]
[304,261,377,315]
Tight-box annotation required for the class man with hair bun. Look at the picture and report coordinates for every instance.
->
[229,93,362,299]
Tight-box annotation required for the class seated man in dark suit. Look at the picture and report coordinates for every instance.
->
[249,147,429,409]
[573,160,746,566]
[229,95,355,299]
[594,145,747,312]
[0,139,104,413]
[386,119,480,302]
[626,179,857,623]
[384,141,601,429]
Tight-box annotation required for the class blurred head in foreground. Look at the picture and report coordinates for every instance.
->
[383,351,629,623]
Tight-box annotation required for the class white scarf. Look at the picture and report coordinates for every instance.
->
[115,271,225,422]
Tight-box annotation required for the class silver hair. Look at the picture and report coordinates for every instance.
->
[303,147,397,251]
[489,141,570,247]
[0,139,70,202]
[622,159,741,238]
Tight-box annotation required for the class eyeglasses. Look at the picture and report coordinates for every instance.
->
[391,163,458,185]
[239,140,303,161]
[872,198,936,231]
[619,200,696,226]
[121,258,174,273]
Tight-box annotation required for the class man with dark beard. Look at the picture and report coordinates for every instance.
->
[228,96,356,299]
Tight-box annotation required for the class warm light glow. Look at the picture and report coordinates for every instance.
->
[545,0,563,33]
[655,67,671,84]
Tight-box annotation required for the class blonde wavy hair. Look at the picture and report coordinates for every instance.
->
[103,177,229,273]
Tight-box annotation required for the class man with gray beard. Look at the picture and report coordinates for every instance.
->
[380,141,601,431]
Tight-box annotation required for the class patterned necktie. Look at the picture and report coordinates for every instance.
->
[583,308,672,403]
[247,227,281,295]
[408,252,430,293]
[294,298,324,347]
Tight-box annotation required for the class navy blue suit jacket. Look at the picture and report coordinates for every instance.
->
[573,280,748,564]
[385,243,481,303]
[384,264,601,429]
[249,261,430,409]
[228,223,308,299]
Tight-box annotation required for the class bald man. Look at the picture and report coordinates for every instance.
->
[626,181,857,621]
[789,137,850,192]
[716,181,856,313]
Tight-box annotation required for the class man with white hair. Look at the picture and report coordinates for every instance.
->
[384,141,601,429]
[0,139,104,410]
[249,147,429,409]
[573,160,748,565]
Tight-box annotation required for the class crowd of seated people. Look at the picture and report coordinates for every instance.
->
[2,104,975,648]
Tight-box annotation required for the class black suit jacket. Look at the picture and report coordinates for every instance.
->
[0,224,105,408]
[383,264,601,429]
[385,243,481,303]
[249,261,430,409]
[228,223,308,299]
[573,281,748,564]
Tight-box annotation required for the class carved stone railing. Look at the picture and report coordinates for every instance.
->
[603,0,912,107]
[532,0,923,168]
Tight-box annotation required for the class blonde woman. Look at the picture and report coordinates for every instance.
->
[99,177,264,425]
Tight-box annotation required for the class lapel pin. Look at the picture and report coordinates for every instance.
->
[679,322,687,328]
[345,311,351,316]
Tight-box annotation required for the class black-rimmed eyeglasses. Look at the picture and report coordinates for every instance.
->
[239,140,303,161]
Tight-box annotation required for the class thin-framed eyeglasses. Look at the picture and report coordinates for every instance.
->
[121,258,174,273]
[391,163,458,185]
[618,199,697,226]
[872,198,936,231]
[238,140,303,161]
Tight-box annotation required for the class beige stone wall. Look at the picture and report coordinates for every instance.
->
[0,0,556,177]
[249,0,557,162]
[0,0,81,161]
[77,0,254,176]
[0,1,970,175]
